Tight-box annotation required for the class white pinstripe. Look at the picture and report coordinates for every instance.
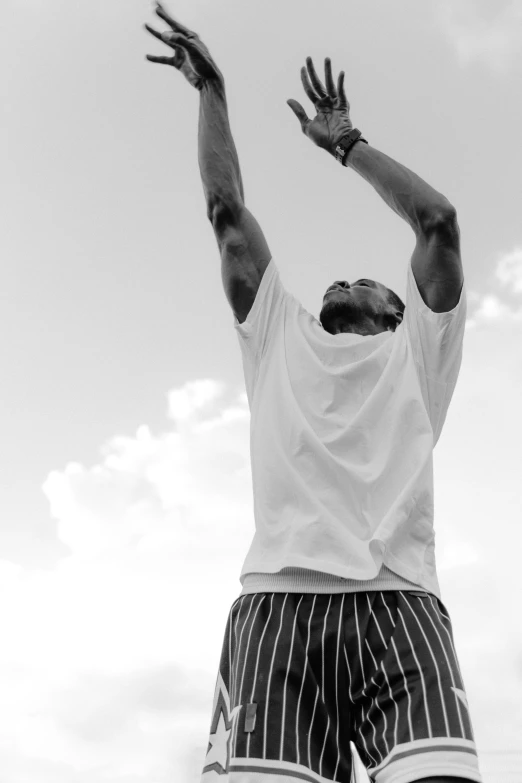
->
[230,596,246,691]
[232,595,257,753]
[246,594,275,759]
[389,634,414,742]
[363,692,380,766]
[228,604,233,681]
[321,596,333,702]
[308,684,320,770]
[421,595,467,737]
[364,594,392,757]
[364,593,400,755]
[332,593,345,782]
[235,595,256,705]
[344,624,373,765]
[381,594,414,743]
[318,595,333,778]
[230,595,248,739]
[428,596,465,683]
[296,594,317,768]
[319,712,331,778]
[354,594,380,766]
[402,593,451,736]
[370,668,391,759]
[366,593,388,647]
[434,599,466,688]
[354,594,365,682]
[396,604,432,737]
[263,593,289,760]
[279,594,305,761]
[380,592,397,629]
[380,660,399,748]
[236,595,266,756]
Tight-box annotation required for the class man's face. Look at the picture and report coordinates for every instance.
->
[319,278,399,336]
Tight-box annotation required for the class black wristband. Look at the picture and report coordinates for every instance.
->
[334,128,368,166]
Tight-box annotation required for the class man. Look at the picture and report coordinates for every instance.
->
[145,5,483,783]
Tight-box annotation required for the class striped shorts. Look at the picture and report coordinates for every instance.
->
[200,589,483,783]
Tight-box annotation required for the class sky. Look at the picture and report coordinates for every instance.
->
[1,0,522,781]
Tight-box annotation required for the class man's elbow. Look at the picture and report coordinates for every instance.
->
[419,200,458,235]
[207,195,243,225]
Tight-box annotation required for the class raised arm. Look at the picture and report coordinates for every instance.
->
[288,56,463,312]
[287,56,454,232]
[145,3,243,216]
[145,3,271,323]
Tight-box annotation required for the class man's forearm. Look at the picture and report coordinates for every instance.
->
[198,80,244,218]
[345,141,455,232]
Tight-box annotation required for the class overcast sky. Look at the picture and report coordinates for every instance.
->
[2,0,522,781]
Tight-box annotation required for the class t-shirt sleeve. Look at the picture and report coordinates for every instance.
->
[233,257,288,366]
[403,259,467,443]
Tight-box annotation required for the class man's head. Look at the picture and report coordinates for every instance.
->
[319,278,405,336]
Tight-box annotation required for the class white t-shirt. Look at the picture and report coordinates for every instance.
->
[233,258,466,599]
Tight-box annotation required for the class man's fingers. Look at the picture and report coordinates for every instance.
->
[144,23,165,42]
[144,23,186,52]
[160,31,200,60]
[146,54,176,65]
[155,2,193,37]
[324,58,336,98]
[287,99,310,131]
[337,71,349,109]
[305,56,327,99]
[300,67,317,106]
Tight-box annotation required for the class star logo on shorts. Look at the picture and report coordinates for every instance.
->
[202,672,241,776]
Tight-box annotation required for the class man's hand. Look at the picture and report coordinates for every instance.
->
[287,57,353,154]
[145,2,223,91]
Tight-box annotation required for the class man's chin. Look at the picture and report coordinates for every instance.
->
[320,302,353,323]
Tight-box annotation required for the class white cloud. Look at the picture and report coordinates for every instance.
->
[437,0,522,73]
[495,246,522,293]
[465,245,522,328]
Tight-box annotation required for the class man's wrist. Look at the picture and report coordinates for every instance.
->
[332,129,368,166]
[200,74,226,98]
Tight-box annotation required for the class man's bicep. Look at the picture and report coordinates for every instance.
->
[212,202,272,324]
